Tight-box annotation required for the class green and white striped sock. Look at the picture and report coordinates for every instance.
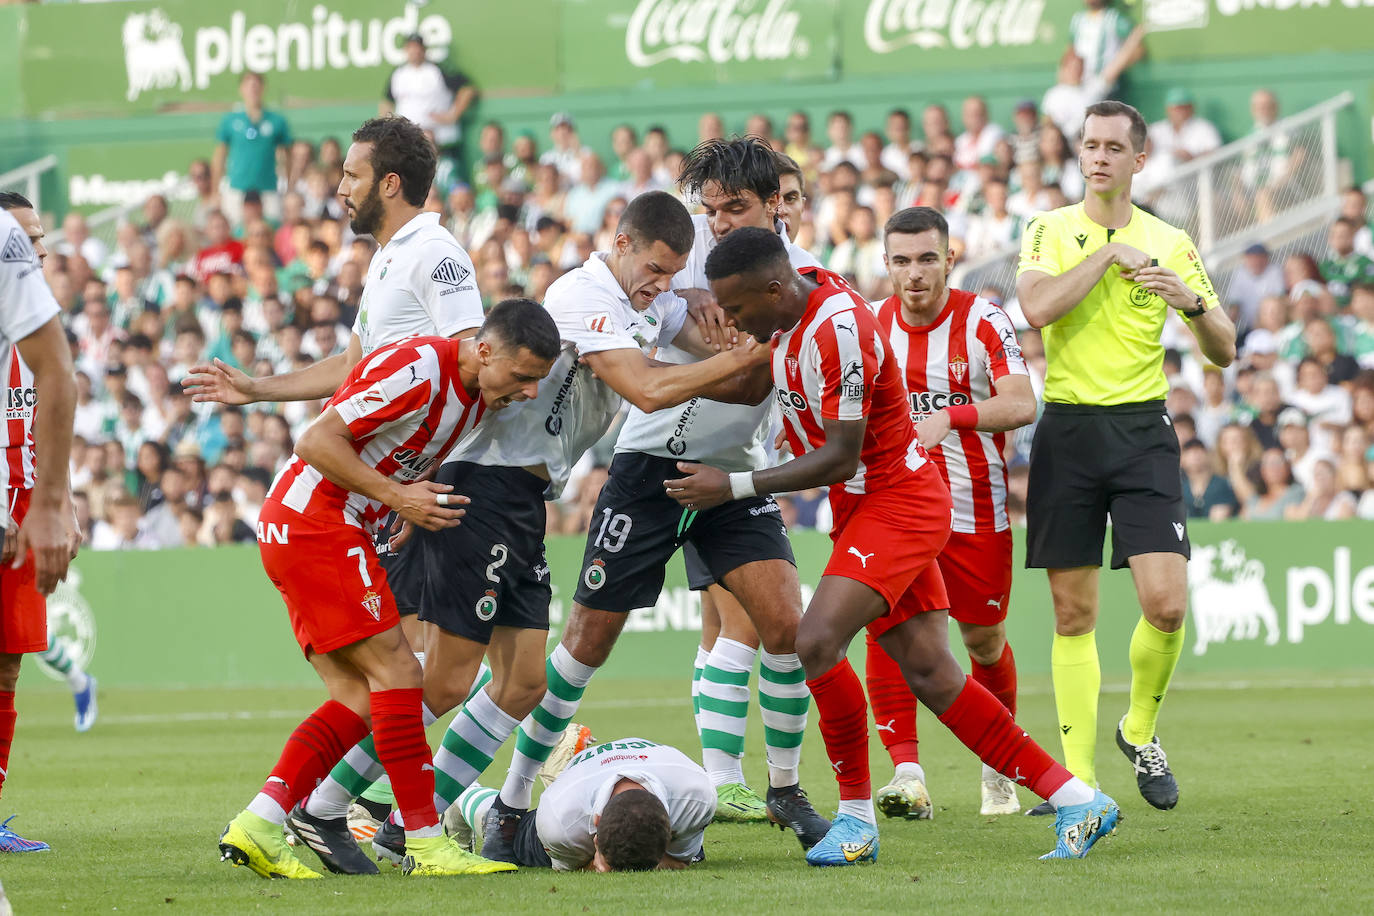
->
[759,650,808,788]
[38,637,89,692]
[307,664,492,819]
[432,686,520,815]
[457,784,498,836]
[499,645,596,810]
[691,645,709,737]
[698,638,755,786]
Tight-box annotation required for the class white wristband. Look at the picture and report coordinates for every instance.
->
[728,471,757,501]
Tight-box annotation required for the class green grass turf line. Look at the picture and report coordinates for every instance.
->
[1,672,1370,913]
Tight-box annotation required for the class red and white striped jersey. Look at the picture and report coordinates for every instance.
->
[1,345,36,494]
[267,336,485,532]
[873,289,1029,532]
[773,267,926,496]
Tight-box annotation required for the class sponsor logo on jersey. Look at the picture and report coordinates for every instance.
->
[5,386,36,419]
[948,355,968,384]
[348,382,392,417]
[841,360,866,399]
[390,446,438,481]
[584,312,613,334]
[776,387,808,412]
[748,501,780,517]
[665,397,700,457]
[909,389,972,421]
[475,590,498,622]
[583,558,607,590]
[1130,284,1157,307]
[255,521,289,545]
[361,590,383,621]
[1074,232,1089,249]
[431,257,472,287]
[1,229,31,264]
[545,363,580,435]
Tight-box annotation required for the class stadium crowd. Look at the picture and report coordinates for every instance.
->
[35,77,1374,550]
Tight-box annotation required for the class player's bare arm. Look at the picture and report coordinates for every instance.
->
[184,334,363,404]
[665,417,866,510]
[581,337,768,414]
[660,319,774,405]
[1019,242,1149,329]
[1132,264,1237,367]
[295,408,469,532]
[675,288,738,350]
[13,316,77,594]
[915,373,1036,450]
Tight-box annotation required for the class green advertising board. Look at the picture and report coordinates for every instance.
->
[559,0,839,92]
[1140,0,1374,59]
[838,0,1077,76]
[29,520,1373,691]
[61,139,208,216]
[18,0,557,120]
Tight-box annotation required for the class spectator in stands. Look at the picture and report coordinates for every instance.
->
[212,71,291,225]
[953,95,1003,172]
[881,108,917,178]
[921,103,953,151]
[1276,407,1330,491]
[59,212,108,273]
[1228,244,1287,335]
[783,111,812,168]
[1289,356,1352,450]
[828,205,885,300]
[191,211,245,283]
[1067,0,1141,90]
[1321,217,1374,306]
[1242,372,1290,450]
[1340,186,1373,258]
[822,110,866,171]
[1218,424,1263,509]
[608,124,639,181]
[542,112,585,183]
[90,493,153,551]
[1180,438,1239,521]
[1148,88,1222,182]
[697,111,725,143]
[1244,447,1304,520]
[563,151,617,233]
[1241,89,1304,221]
[1193,367,1234,448]
[1037,123,1082,200]
[1293,457,1356,520]
[188,158,218,229]
[963,178,1019,260]
[1302,317,1360,384]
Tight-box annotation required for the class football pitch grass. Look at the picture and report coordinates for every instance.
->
[3,671,1371,914]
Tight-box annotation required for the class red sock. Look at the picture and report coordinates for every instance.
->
[371,687,438,831]
[0,690,15,797]
[937,676,1072,799]
[864,631,919,766]
[971,642,1017,717]
[261,699,368,813]
[805,658,871,801]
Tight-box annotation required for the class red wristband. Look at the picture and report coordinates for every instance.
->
[945,404,979,430]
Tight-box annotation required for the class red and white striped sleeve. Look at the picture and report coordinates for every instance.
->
[815,306,878,422]
[330,344,435,441]
[972,300,1028,384]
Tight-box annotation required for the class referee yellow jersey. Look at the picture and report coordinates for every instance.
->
[1017,203,1219,406]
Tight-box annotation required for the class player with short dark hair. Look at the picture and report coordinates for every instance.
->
[863,207,1036,820]
[1017,100,1235,815]
[450,737,712,872]
[217,303,558,880]
[0,195,80,854]
[669,226,1119,865]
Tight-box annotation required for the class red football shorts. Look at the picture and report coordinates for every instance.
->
[0,488,48,654]
[257,499,398,657]
[939,528,1014,627]
[824,463,952,639]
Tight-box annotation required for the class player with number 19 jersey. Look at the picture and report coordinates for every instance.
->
[773,267,952,636]
[260,337,486,657]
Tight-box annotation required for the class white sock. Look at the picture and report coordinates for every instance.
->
[1048,777,1095,809]
[982,763,1001,781]
[895,761,926,783]
[247,784,287,824]
[837,798,877,825]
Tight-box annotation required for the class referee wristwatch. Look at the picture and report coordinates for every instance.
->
[1182,295,1208,319]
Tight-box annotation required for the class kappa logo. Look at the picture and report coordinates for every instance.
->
[1,229,31,264]
[1074,232,1089,249]
[475,590,498,622]
[361,590,383,621]
[848,547,874,568]
[948,355,968,385]
[430,257,471,287]
[121,9,192,102]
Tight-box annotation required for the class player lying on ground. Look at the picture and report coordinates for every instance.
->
[666,227,1121,865]
[218,299,558,879]
[452,737,713,872]
[864,207,1035,820]
[293,191,770,873]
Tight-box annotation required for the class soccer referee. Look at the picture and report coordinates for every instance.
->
[1016,100,1235,813]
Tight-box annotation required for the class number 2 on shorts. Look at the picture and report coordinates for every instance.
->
[346,546,373,587]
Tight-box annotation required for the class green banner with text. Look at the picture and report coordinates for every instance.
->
[28,520,1372,691]
[1140,0,1374,59]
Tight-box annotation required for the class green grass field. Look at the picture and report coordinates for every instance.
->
[2,672,1371,914]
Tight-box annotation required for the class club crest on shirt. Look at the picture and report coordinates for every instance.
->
[1130,284,1157,307]
[475,590,498,621]
[361,590,382,621]
[431,257,471,287]
[948,355,968,385]
[380,257,392,279]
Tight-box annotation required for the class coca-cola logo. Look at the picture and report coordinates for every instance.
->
[625,0,811,67]
[863,0,1050,54]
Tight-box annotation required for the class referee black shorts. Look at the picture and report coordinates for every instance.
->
[572,453,795,613]
[1026,400,1190,571]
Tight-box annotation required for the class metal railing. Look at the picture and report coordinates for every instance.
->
[950,91,1356,308]
[0,155,59,213]
[47,179,198,257]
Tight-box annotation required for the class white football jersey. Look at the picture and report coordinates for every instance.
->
[613,215,819,471]
[353,211,483,355]
[446,252,688,498]
[535,738,715,871]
